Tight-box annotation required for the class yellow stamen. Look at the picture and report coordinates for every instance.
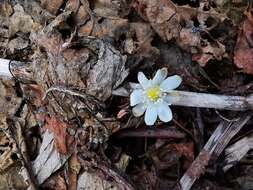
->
[146,86,160,102]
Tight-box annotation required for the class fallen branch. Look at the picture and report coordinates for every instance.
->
[1,58,253,111]
[173,114,251,190]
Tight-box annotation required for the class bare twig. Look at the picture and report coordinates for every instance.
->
[174,114,251,190]
[114,126,186,139]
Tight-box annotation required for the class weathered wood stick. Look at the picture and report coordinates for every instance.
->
[223,134,253,172]
[1,58,253,111]
[0,58,33,82]
[166,90,253,111]
[174,115,251,190]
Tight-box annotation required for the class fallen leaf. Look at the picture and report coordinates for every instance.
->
[77,171,120,190]
[168,143,195,164]
[9,4,39,37]
[41,0,64,15]
[32,130,69,184]
[234,10,253,74]
[44,117,68,154]
[8,37,29,54]
[0,79,22,115]
[133,0,227,65]
[92,0,130,18]
[42,175,67,190]
[78,17,129,39]
[86,39,128,101]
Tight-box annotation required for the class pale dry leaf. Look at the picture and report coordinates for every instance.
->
[9,4,39,37]
[8,37,29,54]
[92,0,130,18]
[32,130,69,185]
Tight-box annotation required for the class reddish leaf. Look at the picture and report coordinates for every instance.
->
[45,116,68,154]
[234,10,253,74]
[170,143,194,161]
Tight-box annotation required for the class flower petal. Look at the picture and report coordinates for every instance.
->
[158,102,172,122]
[152,68,167,85]
[132,103,146,117]
[160,75,182,92]
[138,72,149,89]
[130,89,143,106]
[144,103,158,126]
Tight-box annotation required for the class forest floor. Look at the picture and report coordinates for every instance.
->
[0,0,253,190]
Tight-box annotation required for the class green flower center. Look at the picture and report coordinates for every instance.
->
[146,86,160,102]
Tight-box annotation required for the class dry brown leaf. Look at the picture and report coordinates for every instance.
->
[129,22,159,59]
[92,0,130,18]
[192,40,226,66]
[78,17,129,39]
[0,79,22,116]
[44,117,68,154]
[169,143,194,162]
[133,0,227,65]
[42,175,67,190]
[133,0,179,41]
[75,5,89,26]
[234,10,253,74]
[7,37,29,54]
[65,0,80,13]
[41,0,64,15]
[0,1,13,17]
[9,4,40,37]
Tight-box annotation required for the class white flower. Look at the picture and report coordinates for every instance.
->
[130,68,182,126]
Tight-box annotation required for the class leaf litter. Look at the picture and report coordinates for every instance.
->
[0,0,253,190]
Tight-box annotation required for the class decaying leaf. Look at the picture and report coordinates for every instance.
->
[0,166,28,190]
[8,36,29,54]
[31,11,128,101]
[42,174,67,190]
[91,0,130,18]
[44,116,69,154]
[234,10,253,74]
[77,171,120,190]
[40,0,64,15]
[0,119,16,172]
[86,39,128,101]
[32,130,69,185]
[133,0,228,65]
[115,153,131,172]
[128,22,159,59]
[9,4,40,37]
[78,17,129,39]
[0,79,22,116]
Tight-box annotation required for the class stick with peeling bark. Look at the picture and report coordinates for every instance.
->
[0,58,253,111]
